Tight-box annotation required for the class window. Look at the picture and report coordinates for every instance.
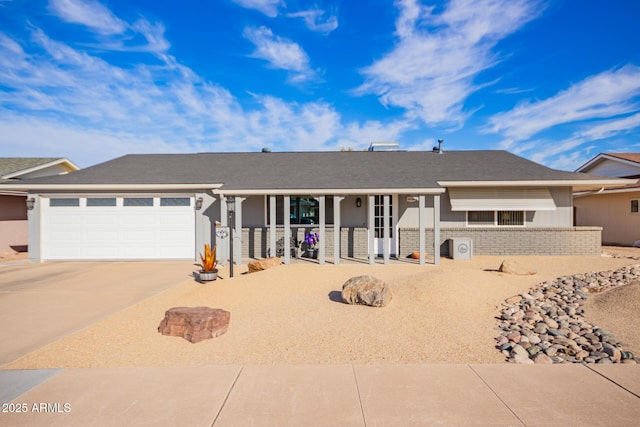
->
[467,211,494,226]
[86,197,116,207]
[467,211,525,226]
[124,197,153,207]
[497,211,524,226]
[160,197,190,207]
[49,198,79,207]
[266,196,334,225]
[374,195,393,238]
[632,200,639,214]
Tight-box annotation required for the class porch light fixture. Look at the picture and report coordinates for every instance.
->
[195,197,203,210]
[356,197,362,208]
[226,196,235,278]
[26,197,35,210]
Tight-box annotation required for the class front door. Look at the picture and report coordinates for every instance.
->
[373,195,397,256]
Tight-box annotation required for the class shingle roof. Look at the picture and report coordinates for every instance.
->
[2,150,618,190]
[0,158,62,179]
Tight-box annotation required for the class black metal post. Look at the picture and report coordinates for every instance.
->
[227,196,235,278]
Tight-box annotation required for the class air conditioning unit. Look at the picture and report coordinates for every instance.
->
[449,238,472,260]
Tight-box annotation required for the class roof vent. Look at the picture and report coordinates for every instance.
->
[368,142,400,151]
[432,139,444,154]
[261,147,271,152]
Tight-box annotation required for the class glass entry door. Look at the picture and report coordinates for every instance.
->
[373,195,397,256]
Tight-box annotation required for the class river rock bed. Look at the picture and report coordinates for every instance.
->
[496,264,640,364]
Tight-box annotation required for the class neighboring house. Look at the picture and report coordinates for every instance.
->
[0,158,80,255]
[0,150,631,264]
[574,153,640,246]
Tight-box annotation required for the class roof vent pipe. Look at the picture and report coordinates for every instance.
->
[433,139,444,154]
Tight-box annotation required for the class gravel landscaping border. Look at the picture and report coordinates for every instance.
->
[496,264,640,364]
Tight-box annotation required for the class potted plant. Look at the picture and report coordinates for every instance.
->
[198,244,218,281]
[303,232,319,259]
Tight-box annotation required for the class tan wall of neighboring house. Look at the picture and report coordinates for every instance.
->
[0,195,28,253]
[574,191,640,246]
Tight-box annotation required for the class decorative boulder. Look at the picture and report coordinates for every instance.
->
[499,259,537,275]
[411,251,428,259]
[248,257,283,274]
[158,307,230,343]
[341,275,392,307]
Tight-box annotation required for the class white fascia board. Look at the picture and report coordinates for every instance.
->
[2,158,81,179]
[0,190,27,196]
[213,188,446,195]
[576,154,640,172]
[438,179,635,188]
[0,183,223,191]
[573,186,640,197]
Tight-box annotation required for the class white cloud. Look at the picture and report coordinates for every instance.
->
[231,0,284,17]
[287,8,338,33]
[0,2,419,166]
[0,28,347,164]
[526,113,640,167]
[334,119,414,151]
[358,0,543,127]
[487,65,640,144]
[48,0,127,35]
[243,26,314,81]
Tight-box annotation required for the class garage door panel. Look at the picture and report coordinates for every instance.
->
[158,213,192,225]
[122,230,157,242]
[49,214,84,225]
[85,230,118,241]
[42,197,195,261]
[122,213,157,225]
[85,214,119,226]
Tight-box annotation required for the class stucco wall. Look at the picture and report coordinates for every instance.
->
[0,195,28,253]
[574,191,640,246]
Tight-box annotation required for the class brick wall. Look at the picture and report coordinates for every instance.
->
[242,226,602,259]
[398,227,602,257]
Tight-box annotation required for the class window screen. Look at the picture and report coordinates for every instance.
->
[632,200,639,213]
[497,211,524,226]
[467,211,494,226]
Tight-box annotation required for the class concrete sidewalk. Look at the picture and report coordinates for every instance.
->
[1,364,639,426]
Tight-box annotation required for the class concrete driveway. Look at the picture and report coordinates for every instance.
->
[0,260,196,366]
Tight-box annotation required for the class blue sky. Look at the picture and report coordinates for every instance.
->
[0,0,639,169]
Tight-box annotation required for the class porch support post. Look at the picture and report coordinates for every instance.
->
[234,197,245,264]
[219,195,228,266]
[383,194,390,265]
[368,195,375,265]
[318,195,325,265]
[434,194,441,266]
[333,196,345,264]
[419,195,425,266]
[284,195,291,264]
[269,195,276,259]
[27,194,42,263]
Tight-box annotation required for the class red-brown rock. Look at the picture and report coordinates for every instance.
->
[247,257,283,273]
[158,307,230,343]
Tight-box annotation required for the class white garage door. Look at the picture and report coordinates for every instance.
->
[42,196,195,260]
